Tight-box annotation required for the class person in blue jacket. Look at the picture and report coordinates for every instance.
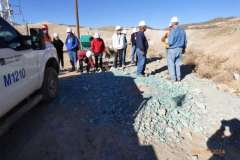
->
[168,16,187,82]
[65,28,79,71]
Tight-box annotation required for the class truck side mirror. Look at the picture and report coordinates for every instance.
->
[0,37,7,48]
[30,28,46,50]
[19,36,31,50]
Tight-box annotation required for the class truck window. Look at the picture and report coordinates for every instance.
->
[0,18,20,49]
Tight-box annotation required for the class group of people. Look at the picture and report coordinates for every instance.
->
[41,16,187,82]
[111,20,148,77]
[41,24,106,73]
[41,24,66,70]
[112,16,187,81]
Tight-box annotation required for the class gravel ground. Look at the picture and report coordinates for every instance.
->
[0,72,159,160]
[0,58,240,160]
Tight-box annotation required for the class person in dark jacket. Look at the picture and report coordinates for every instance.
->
[122,29,128,67]
[52,33,64,70]
[136,21,149,76]
[130,28,138,65]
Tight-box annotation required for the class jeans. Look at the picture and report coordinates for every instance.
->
[95,53,103,69]
[68,51,76,69]
[57,51,64,68]
[131,45,137,64]
[136,48,147,75]
[167,48,183,81]
[114,49,124,68]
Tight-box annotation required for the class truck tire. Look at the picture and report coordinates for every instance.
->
[41,67,59,102]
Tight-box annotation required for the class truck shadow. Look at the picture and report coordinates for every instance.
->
[207,118,240,160]
[0,72,158,160]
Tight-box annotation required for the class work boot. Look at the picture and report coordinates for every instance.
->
[69,60,76,72]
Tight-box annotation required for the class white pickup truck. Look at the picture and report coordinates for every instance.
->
[0,17,59,119]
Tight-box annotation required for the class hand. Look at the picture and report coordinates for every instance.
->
[164,42,169,49]
[141,50,146,56]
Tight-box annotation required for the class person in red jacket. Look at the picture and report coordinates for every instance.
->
[77,50,95,73]
[41,24,52,44]
[91,33,105,71]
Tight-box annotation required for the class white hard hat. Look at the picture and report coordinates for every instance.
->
[138,20,147,27]
[66,27,72,33]
[115,25,122,31]
[94,32,100,38]
[132,28,138,33]
[53,33,58,38]
[122,29,127,34]
[86,50,93,58]
[171,16,179,23]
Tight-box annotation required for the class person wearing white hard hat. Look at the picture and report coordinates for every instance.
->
[138,21,147,27]
[91,32,105,71]
[66,27,72,33]
[121,29,128,66]
[130,27,138,65]
[167,16,187,81]
[94,32,100,39]
[136,20,149,76]
[52,33,64,70]
[170,16,179,23]
[112,25,125,68]
[65,27,79,71]
[53,33,58,38]
[77,50,95,73]
[115,25,122,31]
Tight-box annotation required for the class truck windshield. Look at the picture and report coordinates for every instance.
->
[0,18,20,49]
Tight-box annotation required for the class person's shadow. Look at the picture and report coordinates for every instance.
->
[181,64,196,79]
[207,119,240,160]
[147,57,162,64]
[0,72,158,160]
[151,65,168,75]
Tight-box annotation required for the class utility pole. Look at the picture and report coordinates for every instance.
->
[25,22,29,35]
[75,0,80,39]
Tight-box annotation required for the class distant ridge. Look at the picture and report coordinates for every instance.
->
[181,16,240,29]
[15,16,240,30]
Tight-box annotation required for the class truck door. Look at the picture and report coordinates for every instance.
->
[0,18,37,117]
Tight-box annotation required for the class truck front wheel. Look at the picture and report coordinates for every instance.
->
[41,67,59,102]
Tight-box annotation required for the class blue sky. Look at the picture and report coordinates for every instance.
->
[13,0,240,28]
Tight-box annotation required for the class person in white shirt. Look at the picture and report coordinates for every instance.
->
[112,26,125,68]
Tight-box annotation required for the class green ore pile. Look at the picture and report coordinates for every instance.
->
[111,68,207,144]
